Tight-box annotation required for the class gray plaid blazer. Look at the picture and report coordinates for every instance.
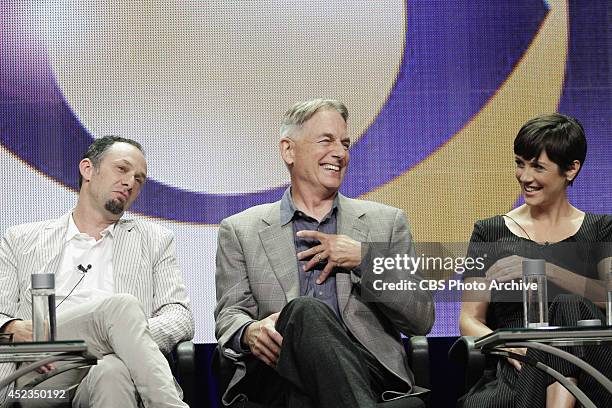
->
[214,194,434,405]
[0,212,194,399]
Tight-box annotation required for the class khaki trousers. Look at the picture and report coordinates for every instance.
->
[16,294,187,408]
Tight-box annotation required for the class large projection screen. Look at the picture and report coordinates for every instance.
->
[1,0,610,342]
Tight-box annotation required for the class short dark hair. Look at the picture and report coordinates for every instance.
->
[78,136,144,188]
[514,113,587,186]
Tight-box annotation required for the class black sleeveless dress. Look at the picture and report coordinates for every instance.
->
[459,213,612,408]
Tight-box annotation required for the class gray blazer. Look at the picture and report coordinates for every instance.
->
[215,194,434,405]
[0,212,194,390]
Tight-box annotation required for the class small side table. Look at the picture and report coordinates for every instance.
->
[475,326,612,408]
[0,340,98,404]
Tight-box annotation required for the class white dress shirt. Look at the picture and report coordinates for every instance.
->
[54,214,115,311]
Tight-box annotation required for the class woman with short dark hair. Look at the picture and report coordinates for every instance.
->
[459,113,612,408]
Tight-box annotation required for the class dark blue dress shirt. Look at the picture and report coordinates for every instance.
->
[279,188,341,319]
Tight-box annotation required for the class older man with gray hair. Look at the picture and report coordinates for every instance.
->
[214,99,434,407]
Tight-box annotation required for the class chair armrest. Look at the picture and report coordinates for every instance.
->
[172,340,195,405]
[448,336,485,392]
[175,340,195,378]
[406,336,430,390]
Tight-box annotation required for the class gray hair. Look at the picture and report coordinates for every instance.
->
[280,99,348,139]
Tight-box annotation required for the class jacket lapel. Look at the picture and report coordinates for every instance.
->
[336,195,369,314]
[256,195,369,310]
[37,213,72,275]
[18,213,70,319]
[258,203,300,303]
[112,219,141,294]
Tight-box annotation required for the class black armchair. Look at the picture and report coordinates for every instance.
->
[167,340,196,406]
[212,336,430,408]
[448,336,485,394]
[405,336,431,391]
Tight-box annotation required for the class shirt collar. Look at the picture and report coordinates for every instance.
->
[279,187,339,225]
[66,213,116,242]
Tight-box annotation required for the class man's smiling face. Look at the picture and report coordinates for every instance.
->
[283,109,350,196]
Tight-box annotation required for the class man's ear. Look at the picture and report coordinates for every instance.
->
[79,158,94,184]
[280,138,295,167]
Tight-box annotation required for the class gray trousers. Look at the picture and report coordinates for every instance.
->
[17,294,187,408]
